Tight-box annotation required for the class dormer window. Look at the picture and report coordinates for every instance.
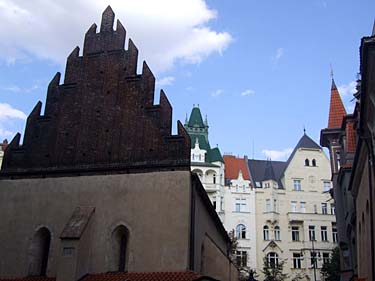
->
[305,159,310,166]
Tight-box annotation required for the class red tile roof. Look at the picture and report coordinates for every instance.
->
[223,155,250,181]
[82,271,214,281]
[328,79,347,129]
[0,277,56,281]
[345,119,356,153]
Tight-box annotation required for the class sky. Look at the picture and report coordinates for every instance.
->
[0,0,374,160]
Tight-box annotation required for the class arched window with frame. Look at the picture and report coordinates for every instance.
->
[267,252,279,268]
[263,225,269,241]
[213,174,216,184]
[236,224,246,239]
[305,159,310,166]
[312,159,316,166]
[274,226,281,241]
[110,225,129,272]
[28,227,51,276]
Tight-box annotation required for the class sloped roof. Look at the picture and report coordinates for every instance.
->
[223,155,250,180]
[345,116,356,154]
[263,160,277,181]
[189,134,210,150]
[206,147,224,163]
[293,134,321,151]
[188,107,205,127]
[81,271,217,281]
[248,159,287,188]
[328,79,347,128]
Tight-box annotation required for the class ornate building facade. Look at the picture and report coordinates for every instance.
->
[249,134,337,281]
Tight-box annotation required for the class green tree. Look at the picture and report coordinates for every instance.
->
[320,247,340,281]
[261,256,288,281]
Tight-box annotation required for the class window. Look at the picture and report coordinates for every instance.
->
[266,252,279,268]
[322,203,328,214]
[213,197,217,210]
[273,199,278,212]
[265,182,270,188]
[314,204,318,214]
[198,154,201,161]
[336,151,341,170]
[312,159,316,166]
[300,202,306,213]
[274,226,281,241]
[236,251,248,267]
[192,154,195,161]
[311,252,318,268]
[220,196,224,211]
[293,253,302,269]
[110,225,129,272]
[263,226,269,240]
[236,224,246,239]
[305,159,310,166]
[324,181,331,192]
[28,227,51,276]
[321,226,328,241]
[323,252,330,264]
[332,227,338,243]
[235,198,247,212]
[292,226,300,241]
[266,199,271,212]
[293,180,301,191]
[213,174,216,184]
[291,201,297,212]
[331,203,336,215]
[309,226,316,241]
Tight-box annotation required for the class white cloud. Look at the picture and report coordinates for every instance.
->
[156,76,175,87]
[262,148,293,161]
[0,103,26,140]
[211,89,223,97]
[241,89,255,96]
[0,103,27,121]
[0,0,232,73]
[338,81,357,97]
[275,48,283,60]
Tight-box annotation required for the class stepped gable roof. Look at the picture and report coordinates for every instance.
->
[248,159,287,188]
[328,79,347,129]
[1,6,191,176]
[223,155,250,180]
[187,106,205,128]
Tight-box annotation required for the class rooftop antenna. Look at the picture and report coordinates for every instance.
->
[330,64,334,80]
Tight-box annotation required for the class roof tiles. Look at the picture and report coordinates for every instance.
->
[328,79,347,129]
[82,271,211,281]
[223,155,250,181]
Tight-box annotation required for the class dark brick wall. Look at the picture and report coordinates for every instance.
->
[1,7,190,176]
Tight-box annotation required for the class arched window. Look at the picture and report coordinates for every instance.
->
[305,159,310,166]
[213,174,216,184]
[267,252,279,268]
[263,226,269,241]
[312,159,316,166]
[28,227,51,276]
[236,224,246,239]
[110,225,129,272]
[274,226,281,241]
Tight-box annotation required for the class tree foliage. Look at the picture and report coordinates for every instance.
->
[261,257,288,281]
[320,247,340,281]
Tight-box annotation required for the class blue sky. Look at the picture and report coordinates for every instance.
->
[0,0,374,160]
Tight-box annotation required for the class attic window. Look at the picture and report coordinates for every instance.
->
[256,182,261,188]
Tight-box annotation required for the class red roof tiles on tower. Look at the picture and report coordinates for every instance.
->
[223,155,250,181]
[328,79,347,129]
[345,118,357,153]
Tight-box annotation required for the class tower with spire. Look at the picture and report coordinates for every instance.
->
[320,75,357,281]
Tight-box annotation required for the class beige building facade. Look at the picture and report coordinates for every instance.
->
[249,134,337,280]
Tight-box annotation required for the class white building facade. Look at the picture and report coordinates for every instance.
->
[223,155,257,272]
[249,134,337,281]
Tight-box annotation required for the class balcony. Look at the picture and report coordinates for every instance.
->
[287,212,336,223]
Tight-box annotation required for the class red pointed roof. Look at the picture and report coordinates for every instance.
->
[328,79,347,128]
[223,155,250,181]
[345,118,357,153]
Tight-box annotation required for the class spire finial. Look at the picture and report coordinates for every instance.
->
[330,64,334,80]
[303,126,306,135]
